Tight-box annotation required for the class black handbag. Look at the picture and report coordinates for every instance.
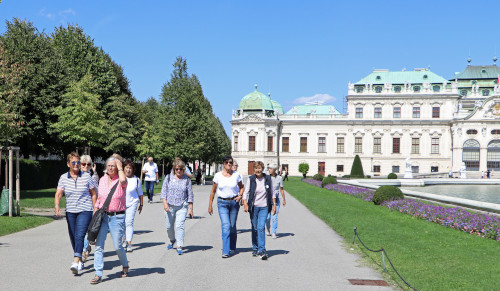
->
[87,182,119,243]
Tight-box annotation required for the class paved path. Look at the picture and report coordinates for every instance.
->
[0,185,392,290]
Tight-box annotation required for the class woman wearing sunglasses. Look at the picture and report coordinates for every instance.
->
[80,155,99,260]
[161,158,193,255]
[208,155,244,258]
[54,152,97,275]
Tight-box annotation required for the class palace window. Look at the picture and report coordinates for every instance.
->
[337,137,344,153]
[374,107,382,118]
[411,138,420,154]
[234,136,238,151]
[431,166,439,172]
[282,137,289,152]
[318,137,326,153]
[467,129,478,135]
[392,166,400,173]
[267,136,273,152]
[394,86,401,93]
[393,138,400,153]
[412,107,420,118]
[373,165,381,173]
[431,138,439,154]
[433,85,440,92]
[249,136,255,152]
[432,107,440,118]
[412,166,419,173]
[355,137,363,153]
[413,86,420,92]
[375,86,382,93]
[373,137,381,154]
[300,137,307,152]
[337,165,344,172]
[355,108,363,118]
[393,107,401,118]
[356,87,364,93]
[483,89,490,96]
[460,90,467,96]
[491,129,500,135]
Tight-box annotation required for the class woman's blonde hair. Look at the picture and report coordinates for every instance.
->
[80,155,93,165]
[173,158,186,170]
[253,161,265,169]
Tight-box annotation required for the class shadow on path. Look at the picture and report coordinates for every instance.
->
[182,245,213,254]
[235,247,289,257]
[276,232,295,238]
[237,228,251,234]
[133,230,153,235]
[101,267,165,282]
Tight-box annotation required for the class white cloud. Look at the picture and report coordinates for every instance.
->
[39,8,55,19]
[59,8,76,16]
[293,93,336,104]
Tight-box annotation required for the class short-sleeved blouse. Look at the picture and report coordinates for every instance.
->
[57,171,96,213]
[95,175,127,212]
[213,171,242,199]
[271,175,283,198]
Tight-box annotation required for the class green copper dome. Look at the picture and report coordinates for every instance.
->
[271,100,284,114]
[238,84,274,112]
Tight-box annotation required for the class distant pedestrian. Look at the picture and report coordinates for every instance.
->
[232,160,243,184]
[91,154,129,284]
[161,158,194,255]
[142,157,159,204]
[208,155,244,258]
[196,168,202,185]
[448,171,453,178]
[266,164,286,239]
[123,160,144,252]
[54,152,97,275]
[283,167,289,181]
[481,170,484,179]
[243,161,276,260]
[80,155,99,261]
[487,169,491,179]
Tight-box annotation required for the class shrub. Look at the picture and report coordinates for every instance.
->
[312,174,324,181]
[350,155,364,178]
[372,185,404,205]
[298,163,309,178]
[388,173,398,179]
[366,175,371,178]
[321,175,337,187]
[342,175,350,178]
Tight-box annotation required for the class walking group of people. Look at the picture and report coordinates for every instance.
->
[55,153,286,284]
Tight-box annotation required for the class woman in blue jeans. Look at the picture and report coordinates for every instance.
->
[54,152,97,275]
[266,164,286,239]
[243,161,276,260]
[208,155,244,258]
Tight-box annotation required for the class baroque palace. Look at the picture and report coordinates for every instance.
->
[231,60,500,177]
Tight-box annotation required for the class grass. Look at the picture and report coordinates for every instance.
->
[0,213,54,236]
[284,177,500,291]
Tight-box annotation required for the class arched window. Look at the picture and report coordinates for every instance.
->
[462,139,480,170]
[375,86,382,93]
[432,85,440,92]
[487,140,500,170]
[466,129,478,135]
[491,129,500,135]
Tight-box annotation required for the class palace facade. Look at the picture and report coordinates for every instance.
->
[231,62,500,177]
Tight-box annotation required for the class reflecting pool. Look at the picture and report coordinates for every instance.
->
[400,185,500,204]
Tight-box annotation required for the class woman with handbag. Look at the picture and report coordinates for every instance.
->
[243,161,276,260]
[161,158,193,255]
[91,154,129,284]
[54,152,97,275]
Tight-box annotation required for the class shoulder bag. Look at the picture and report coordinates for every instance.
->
[87,181,119,243]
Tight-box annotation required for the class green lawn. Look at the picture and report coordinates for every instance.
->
[0,214,54,236]
[284,177,499,291]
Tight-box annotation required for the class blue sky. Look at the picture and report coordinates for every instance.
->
[2,0,500,134]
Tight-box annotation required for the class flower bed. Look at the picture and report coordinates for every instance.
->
[302,179,500,241]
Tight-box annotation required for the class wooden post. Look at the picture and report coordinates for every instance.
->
[16,149,20,216]
[8,147,13,217]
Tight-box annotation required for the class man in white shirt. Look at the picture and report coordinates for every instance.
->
[142,157,159,204]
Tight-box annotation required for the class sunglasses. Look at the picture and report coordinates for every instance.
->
[81,163,91,167]
[71,161,81,165]
[225,161,233,164]
[174,168,184,171]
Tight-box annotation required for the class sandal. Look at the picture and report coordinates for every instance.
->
[121,267,129,277]
[82,251,88,261]
[90,276,102,284]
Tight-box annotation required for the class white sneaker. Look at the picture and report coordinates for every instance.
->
[271,233,277,239]
[70,262,78,274]
[78,261,84,271]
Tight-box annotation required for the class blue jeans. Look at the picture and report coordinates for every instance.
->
[217,198,240,255]
[93,213,129,277]
[266,198,280,234]
[125,202,139,242]
[65,211,92,258]
[250,206,269,253]
[83,233,89,253]
[164,202,188,247]
[145,181,155,201]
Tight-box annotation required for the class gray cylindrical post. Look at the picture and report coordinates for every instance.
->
[381,250,386,272]
[8,148,13,217]
[16,149,20,215]
[352,227,357,244]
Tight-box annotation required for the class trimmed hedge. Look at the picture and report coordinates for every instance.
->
[372,185,404,205]
[312,174,324,181]
[350,155,364,178]
[321,175,337,187]
[388,173,398,179]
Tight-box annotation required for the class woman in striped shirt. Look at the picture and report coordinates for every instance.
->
[54,152,97,275]
[91,154,129,284]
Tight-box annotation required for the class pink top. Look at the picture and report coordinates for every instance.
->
[96,174,127,212]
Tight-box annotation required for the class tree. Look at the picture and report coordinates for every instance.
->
[299,163,309,178]
[350,155,364,178]
[50,74,107,148]
[103,93,138,155]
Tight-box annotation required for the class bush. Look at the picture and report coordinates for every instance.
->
[342,175,350,178]
[312,174,324,181]
[388,173,398,179]
[298,163,309,178]
[366,175,371,178]
[350,155,364,178]
[372,185,404,205]
[321,175,337,187]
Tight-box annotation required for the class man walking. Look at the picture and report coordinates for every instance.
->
[142,157,159,204]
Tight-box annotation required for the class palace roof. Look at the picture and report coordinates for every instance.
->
[453,65,500,80]
[284,104,340,115]
[355,69,447,85]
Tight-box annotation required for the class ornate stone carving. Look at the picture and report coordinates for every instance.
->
[240,114,264,123]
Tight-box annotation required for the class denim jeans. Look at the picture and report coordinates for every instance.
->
[145,181,155,201]
[164,202,188,247]
[250,206,269,253]
[266,197,280,234]
[83,233,89,253]
[93,213,129,277]
[217,198,240,255]
[125,202,139,242]
[65,211,93,258]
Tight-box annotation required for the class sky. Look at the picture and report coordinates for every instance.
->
[2,0,500,134]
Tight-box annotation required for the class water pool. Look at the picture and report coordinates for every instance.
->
[400,185,500,204]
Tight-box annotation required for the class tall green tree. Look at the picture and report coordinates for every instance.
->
[51,74,107,148]
[103,93,138,155]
